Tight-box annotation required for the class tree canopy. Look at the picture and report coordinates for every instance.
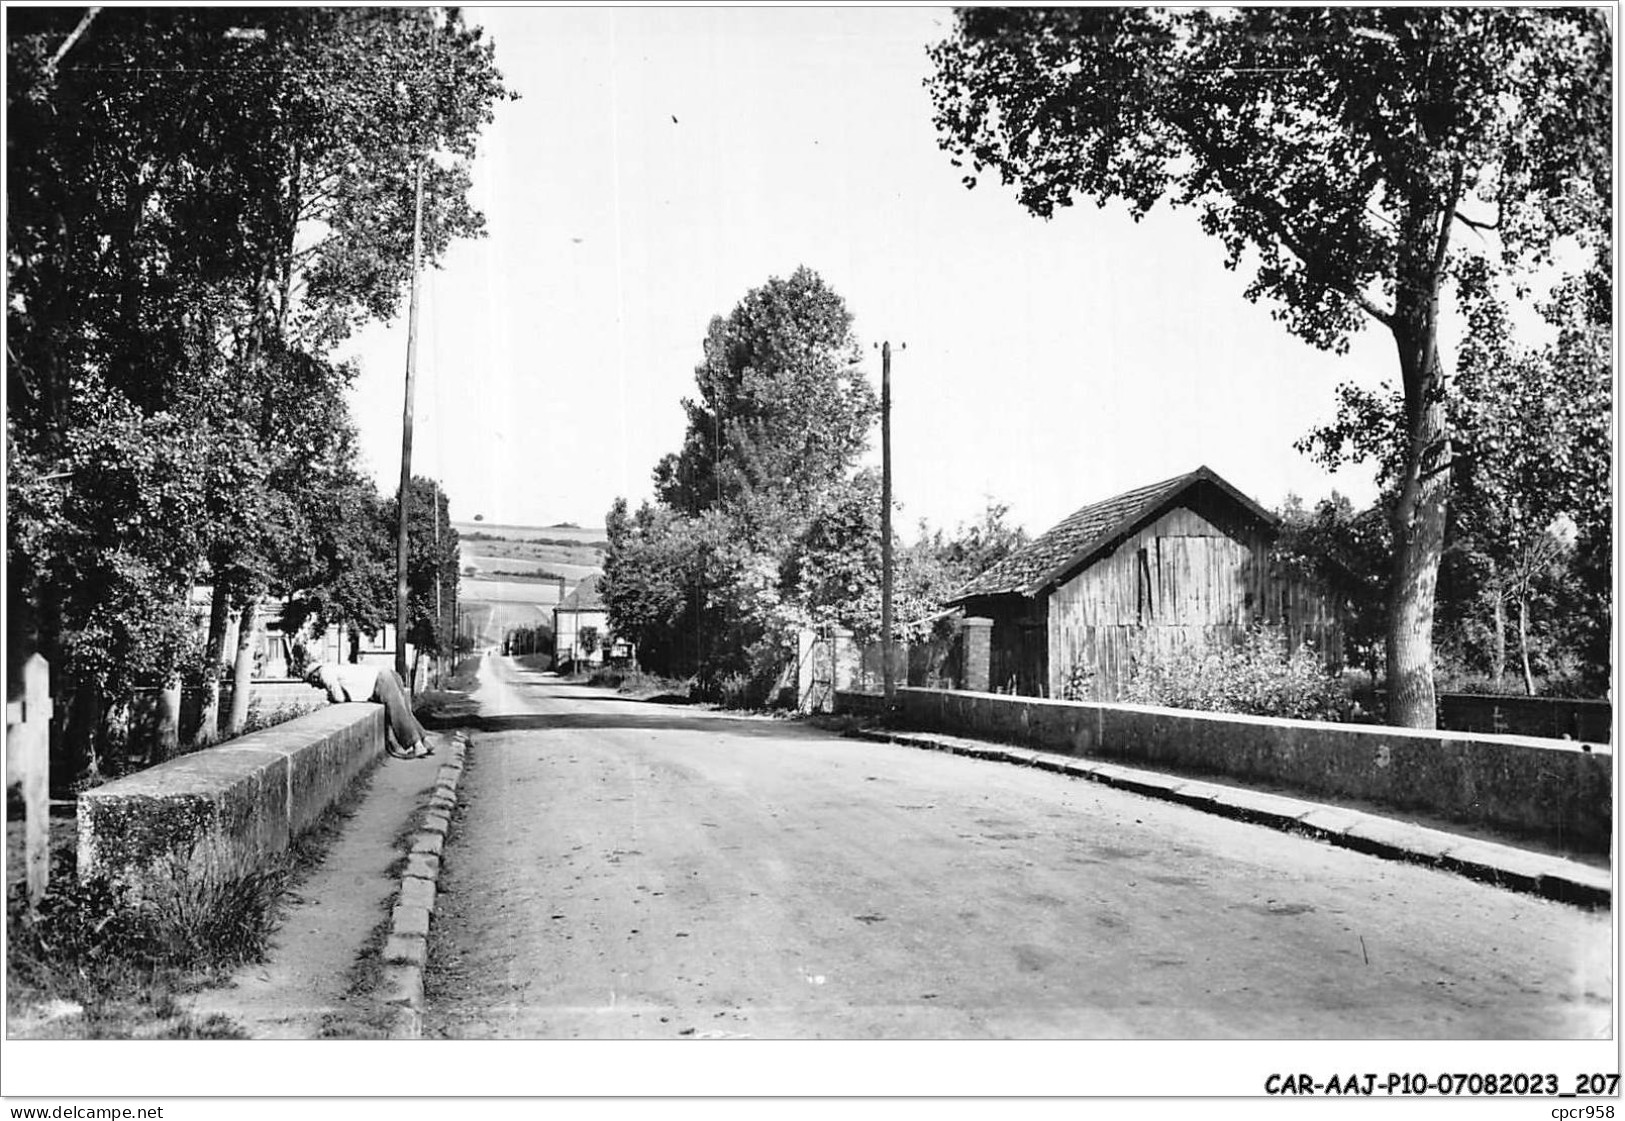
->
[7,8,510,778]
[927,7,1610,725]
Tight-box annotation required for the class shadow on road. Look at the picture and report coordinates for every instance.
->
[421,687,823,740]
[450,711,824,740]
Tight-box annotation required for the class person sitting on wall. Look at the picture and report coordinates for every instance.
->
[305,662,437,760]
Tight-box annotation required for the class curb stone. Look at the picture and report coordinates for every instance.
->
[850,728,1609,908]
[379,730,470,1038]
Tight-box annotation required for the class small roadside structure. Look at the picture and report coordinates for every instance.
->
[945,465,1342,700]
[554,574,611,669]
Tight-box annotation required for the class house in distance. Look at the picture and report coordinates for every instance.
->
[553,574,611,671]
[945,466,1343,701]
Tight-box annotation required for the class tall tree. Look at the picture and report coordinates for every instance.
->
[1445,270,1610,694]
[927,8,1609,726]
[607,268,879,695]
[654,266,876,540]
[7,8,511,773]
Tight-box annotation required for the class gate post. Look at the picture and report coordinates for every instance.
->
[6,654,53,905]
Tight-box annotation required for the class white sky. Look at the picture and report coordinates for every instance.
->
[341,5,1403,539]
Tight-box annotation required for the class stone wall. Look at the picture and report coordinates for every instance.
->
[79,703,384,898]
[871,688,1612,852]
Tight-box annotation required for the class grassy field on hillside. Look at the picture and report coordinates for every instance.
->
[455,522,604,581]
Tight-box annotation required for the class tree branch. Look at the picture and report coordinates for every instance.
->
[47,7,100,75]
[1165,110,1396,329]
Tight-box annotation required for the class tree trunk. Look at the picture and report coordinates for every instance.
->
[1518,595,1536,696]
[1489,586,1507,690]
[1383,173,1460,731]
[194,581,231,747]
[59,679,102,795]
[225,596,261,737]
[1384,367,1449,724]
[1383,346,1451,730]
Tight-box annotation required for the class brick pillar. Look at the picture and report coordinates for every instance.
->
[962,617,993,694]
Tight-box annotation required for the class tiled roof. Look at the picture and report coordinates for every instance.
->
[559,574,604,611]
[946,466,1273,603]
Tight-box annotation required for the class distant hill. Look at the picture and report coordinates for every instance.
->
[453,522,606,548]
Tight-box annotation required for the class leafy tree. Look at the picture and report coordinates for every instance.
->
[6,8,510,775]
[653,266,876,542]
[278,421,395,646]
[602,497,701,675]
[608,268,878,699]
[384,477,462,689]
[927,7,1609,727]
[1443,271,1610,694]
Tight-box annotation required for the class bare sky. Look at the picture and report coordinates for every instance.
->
[341,6,1400,538]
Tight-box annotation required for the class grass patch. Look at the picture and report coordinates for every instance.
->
[586,667,694,702]
[415,655,486,725]
[316,909,398,1039]
[6,861,282,1039]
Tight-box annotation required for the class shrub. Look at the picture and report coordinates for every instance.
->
[1058,661,1096,701]
[1120,628,1352,722]
[8,857,287,1006]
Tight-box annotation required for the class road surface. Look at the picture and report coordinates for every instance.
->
[423,655,1611,1039]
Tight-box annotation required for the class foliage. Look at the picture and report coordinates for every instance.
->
[1447,271,1611,694]
[384,476,462,664]
[603,268,880,700]
[1272,493,1391,674]
[653,266,876,534]
[7,859,284,1016]
[7,8,511,782]
[927,7,1610,727]
[504,624,552,659]
[900,501,1030,640]
[1058,662,1096,703]
[586,667,694,700]
[576,626,601,659]
[1120,629,1353,722]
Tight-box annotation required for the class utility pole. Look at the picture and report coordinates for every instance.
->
[395,157,425,686]
[880,340,900,706]
[433,479,442,687]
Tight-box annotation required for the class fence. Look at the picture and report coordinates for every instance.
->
[1362,690,1612,744]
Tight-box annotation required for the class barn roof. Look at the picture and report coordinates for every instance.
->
[945,466,1277,604]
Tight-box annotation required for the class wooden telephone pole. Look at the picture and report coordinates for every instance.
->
[880,341,902,705]
[395,158,425,685]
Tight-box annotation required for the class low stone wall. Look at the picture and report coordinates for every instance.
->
[79,703,384,897]
[876,688,1613,852]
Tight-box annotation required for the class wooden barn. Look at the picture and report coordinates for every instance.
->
[945,466,1343,700]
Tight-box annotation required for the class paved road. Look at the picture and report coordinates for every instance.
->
[423,656,1611,1039]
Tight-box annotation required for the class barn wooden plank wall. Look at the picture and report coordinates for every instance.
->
[1045,502,1341,701]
